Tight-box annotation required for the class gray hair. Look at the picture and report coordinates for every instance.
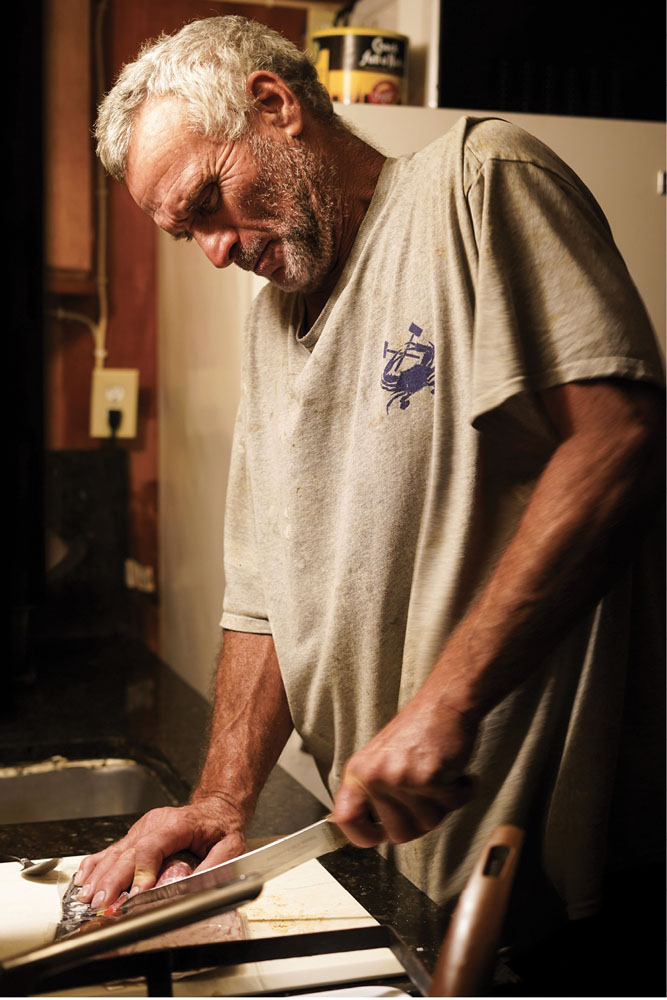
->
[95,15,335,181]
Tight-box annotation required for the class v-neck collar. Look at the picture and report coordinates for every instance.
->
[294,155,400,351]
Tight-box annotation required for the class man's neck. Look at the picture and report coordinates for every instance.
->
[302,127,386,331]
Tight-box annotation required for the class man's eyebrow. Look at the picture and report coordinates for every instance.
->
[185,179,214,213]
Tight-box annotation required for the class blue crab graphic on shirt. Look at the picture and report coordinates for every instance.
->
[381,322,435,412]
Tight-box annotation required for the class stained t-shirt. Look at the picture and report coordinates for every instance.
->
[220,116,664,940]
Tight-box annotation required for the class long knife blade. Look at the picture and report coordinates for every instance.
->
[120,814,348,914]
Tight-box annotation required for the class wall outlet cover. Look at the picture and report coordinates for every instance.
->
[90,368,139,438]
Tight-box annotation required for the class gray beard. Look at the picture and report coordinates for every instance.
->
[238,133,341,292]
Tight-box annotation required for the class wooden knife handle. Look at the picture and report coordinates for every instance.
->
[429,824,524,997]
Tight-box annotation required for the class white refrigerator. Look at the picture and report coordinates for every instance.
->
[338,104,665,349]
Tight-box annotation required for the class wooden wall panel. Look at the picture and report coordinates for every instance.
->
[44,0,93,279]
[45,1,312,650]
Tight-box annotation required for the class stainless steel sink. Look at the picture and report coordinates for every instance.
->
[0,756,180,824]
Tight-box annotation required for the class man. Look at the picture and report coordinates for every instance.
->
[76,15,664,956]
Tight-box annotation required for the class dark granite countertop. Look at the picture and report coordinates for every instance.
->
[8,638,656,997]
[1,636,447,993]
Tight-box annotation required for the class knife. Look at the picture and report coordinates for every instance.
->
[117,813,349,914]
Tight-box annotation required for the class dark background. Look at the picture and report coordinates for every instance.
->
[438,0,665,120]
[10,6,46,684]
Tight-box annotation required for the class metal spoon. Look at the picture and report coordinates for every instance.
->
[0,853,61,877]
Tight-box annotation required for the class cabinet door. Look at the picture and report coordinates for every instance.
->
[44,0,94,292]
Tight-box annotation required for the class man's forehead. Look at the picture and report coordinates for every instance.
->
[129,97,192,162]
[125,100,206,219]
[126,97,219,201]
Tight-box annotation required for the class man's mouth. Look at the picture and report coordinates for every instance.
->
[235,237,288,284]
[252,240,273,276]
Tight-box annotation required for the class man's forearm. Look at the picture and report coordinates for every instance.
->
[424,380,664,720]
[334,379,664,846]
[73,631,292,904]
[192,630,294,829]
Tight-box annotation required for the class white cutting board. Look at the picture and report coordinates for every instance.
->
[0,857,406,996]
[0,857,71,961]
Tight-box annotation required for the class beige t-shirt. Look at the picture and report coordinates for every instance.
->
[221,117,664,940]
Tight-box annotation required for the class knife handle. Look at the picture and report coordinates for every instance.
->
[428,824,524,997]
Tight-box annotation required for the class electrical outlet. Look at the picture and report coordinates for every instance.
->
[90,368,139,438]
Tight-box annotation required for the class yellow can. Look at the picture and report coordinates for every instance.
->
[312,27,409,105]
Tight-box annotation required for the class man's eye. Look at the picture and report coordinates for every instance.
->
[196,184,220,215]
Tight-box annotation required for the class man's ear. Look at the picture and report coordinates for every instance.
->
[246,71,303,137]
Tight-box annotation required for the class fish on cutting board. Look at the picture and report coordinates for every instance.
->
[0,854,409,996]
[57,852,247,949]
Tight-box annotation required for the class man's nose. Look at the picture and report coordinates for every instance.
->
[194,227,239,268]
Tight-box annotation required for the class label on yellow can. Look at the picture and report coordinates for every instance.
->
[312,28,408,105]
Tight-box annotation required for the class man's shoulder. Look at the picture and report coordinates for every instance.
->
[413,115,532,157]
[460,116,578,185]
[410,115,566,182]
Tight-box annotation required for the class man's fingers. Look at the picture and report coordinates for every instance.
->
[84,847,149,909]
[334,768,476,848]
[343,786,444,845]
[71,802,250,910]
[193,831,246,872]
[333,774,386,848]
[76,811,191,905]
[366,795,423,845]
[73,849,107,887]
[128,843,167,896]
[374,777,475,843]
[74,846,128,903]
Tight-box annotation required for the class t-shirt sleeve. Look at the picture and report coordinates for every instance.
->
[465,136,665,433]
[220,396,272,635]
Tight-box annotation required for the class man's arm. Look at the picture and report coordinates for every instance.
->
[334,378,665,846]
[75,631,292,908]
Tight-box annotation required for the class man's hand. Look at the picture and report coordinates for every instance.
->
[75,631,293,910]
[73,794,245,909]
[334,692,476,847]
